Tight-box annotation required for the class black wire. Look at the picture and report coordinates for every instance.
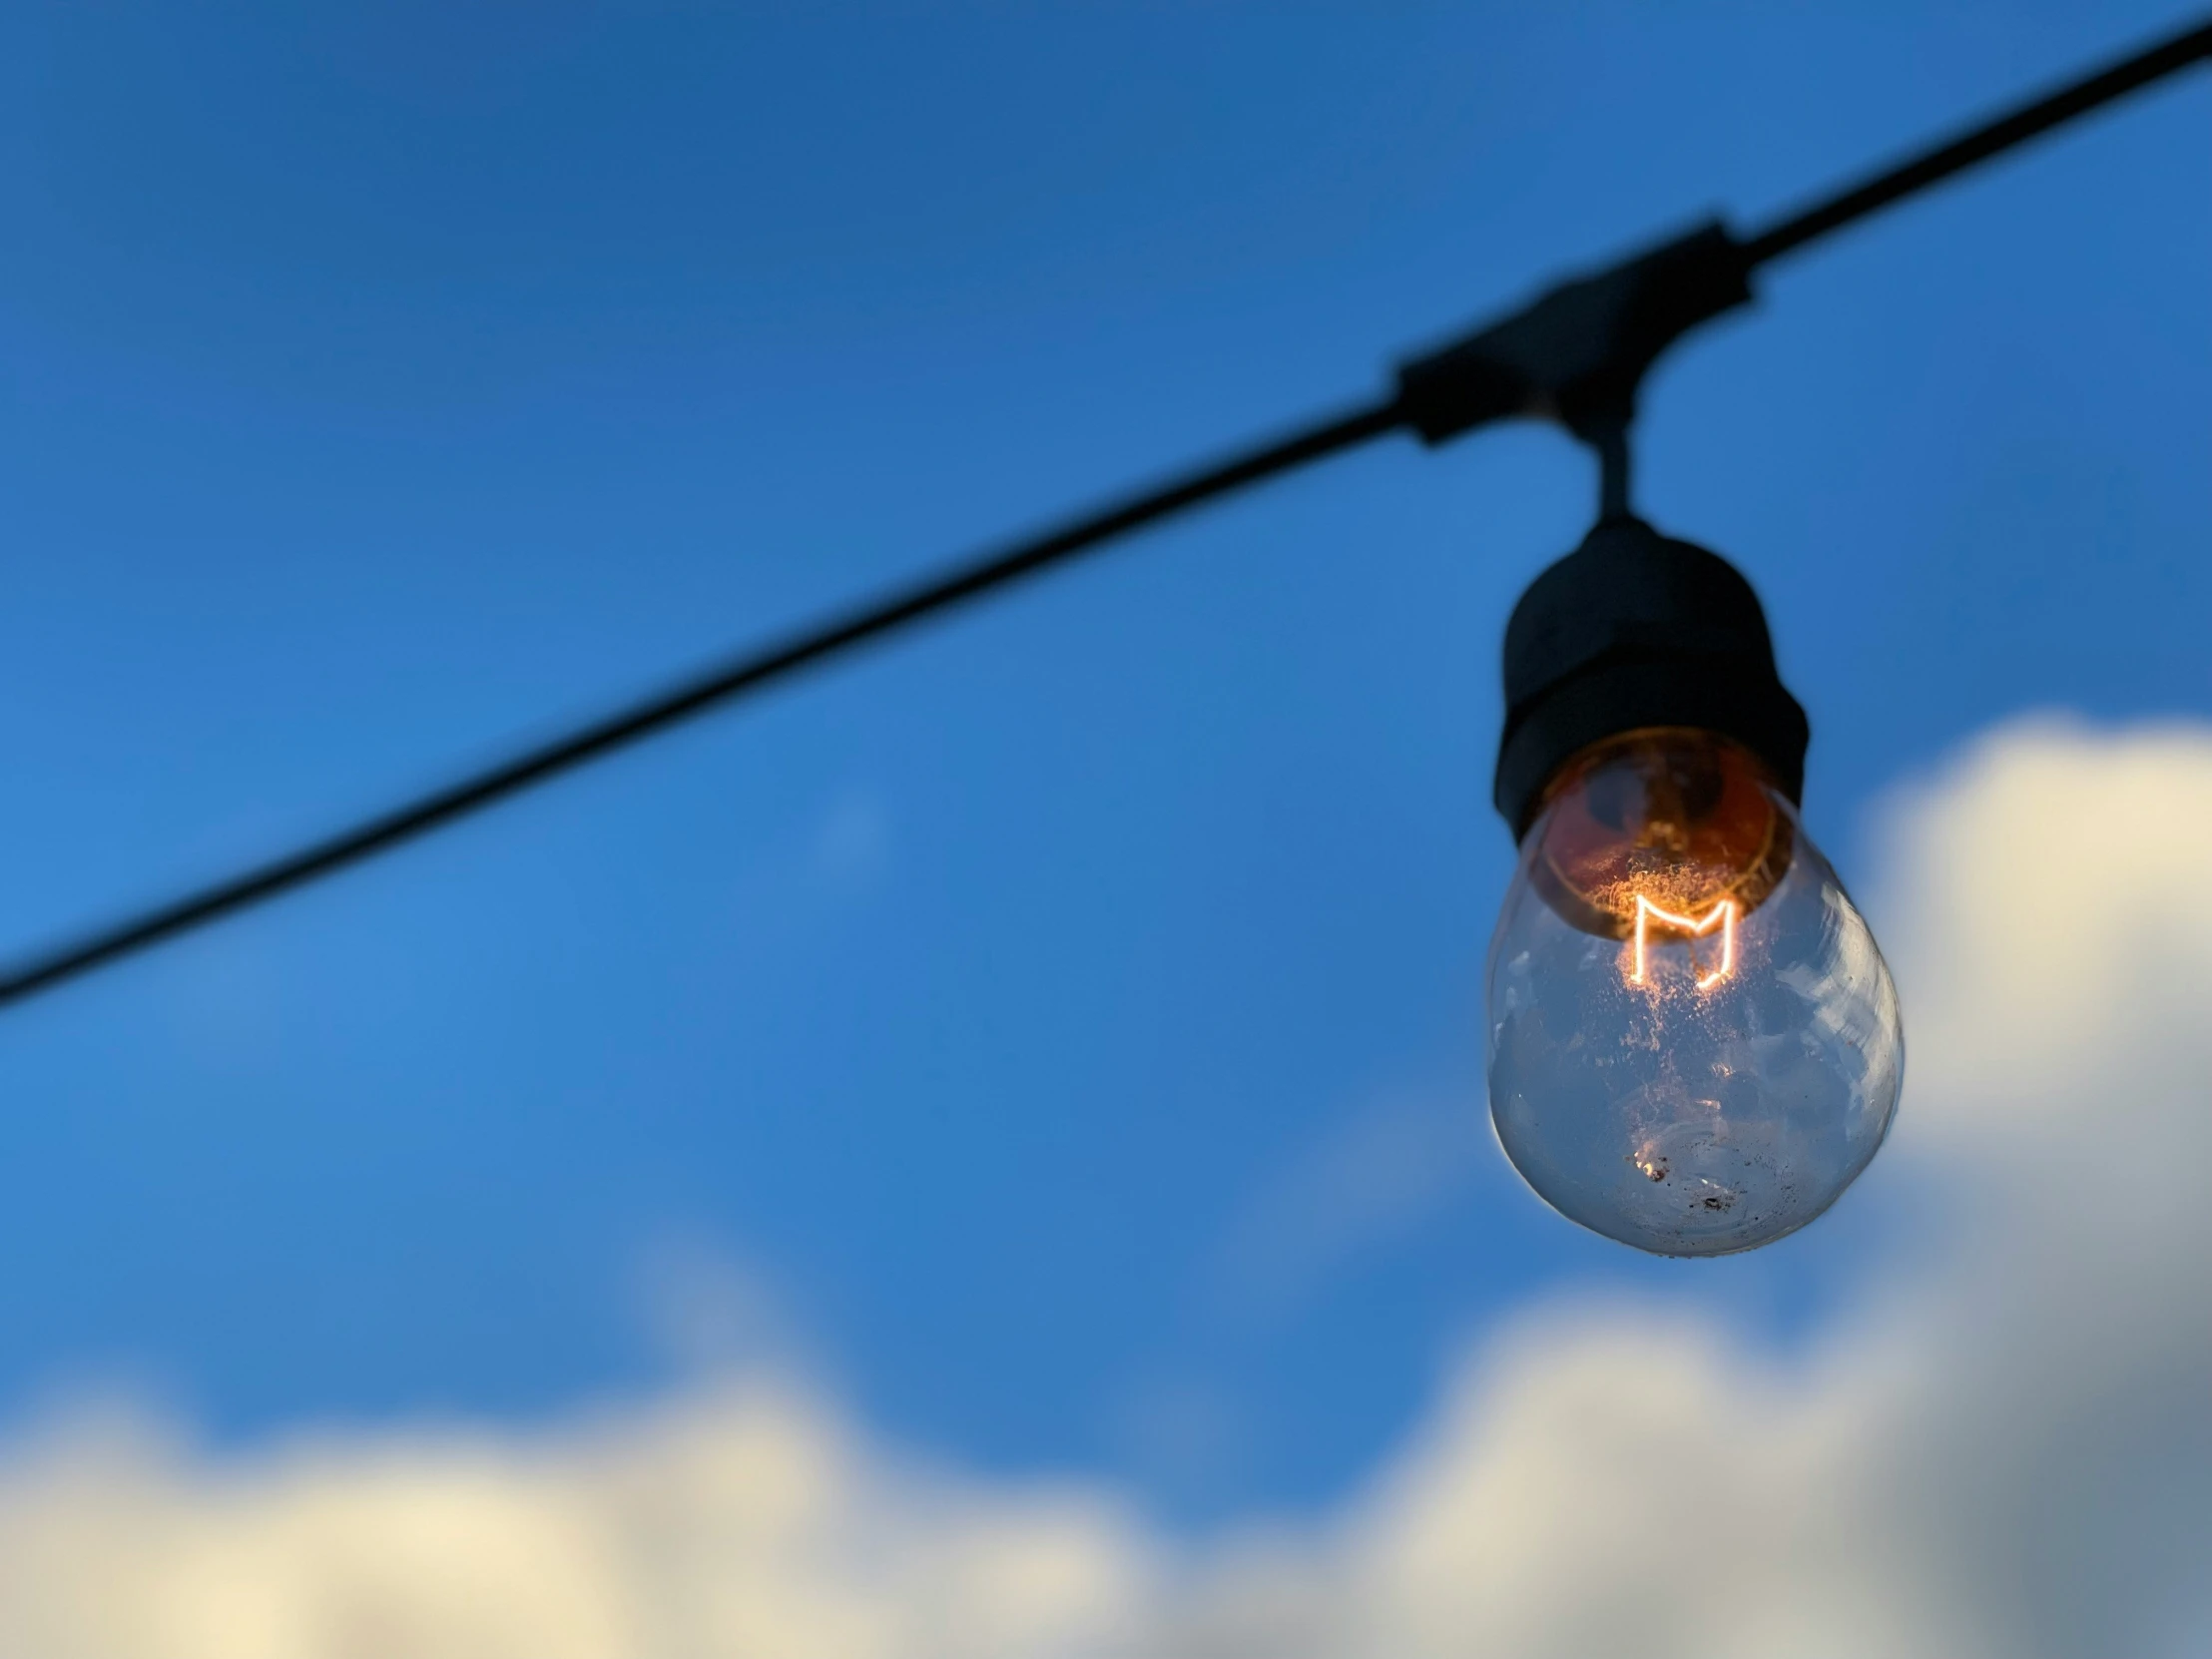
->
[3,13,2209,1012]
[1742,15,2212,267]
[0,399,1403,1008]
[1590,419,1634,521]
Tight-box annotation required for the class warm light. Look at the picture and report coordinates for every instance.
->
[1485,728,1903,1256]
[1627,893,1737,989]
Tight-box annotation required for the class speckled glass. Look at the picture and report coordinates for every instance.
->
[1486,729,1904,1256]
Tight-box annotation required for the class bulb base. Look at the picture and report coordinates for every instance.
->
[1494,517,1809,836]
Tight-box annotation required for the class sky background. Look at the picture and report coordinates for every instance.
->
[0,0,2207,1551]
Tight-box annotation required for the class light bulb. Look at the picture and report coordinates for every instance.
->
[1485,727,1903,1255]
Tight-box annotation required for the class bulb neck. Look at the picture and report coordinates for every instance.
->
[1494,517,1809,836]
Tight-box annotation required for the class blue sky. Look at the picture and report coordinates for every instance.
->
[0,0,2205,1530]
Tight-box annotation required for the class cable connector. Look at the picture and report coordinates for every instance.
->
[1394,220,1754,447]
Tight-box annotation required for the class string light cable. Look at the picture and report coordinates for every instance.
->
[1,13,2205,1012]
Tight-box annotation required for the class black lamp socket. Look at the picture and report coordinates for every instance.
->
[1495,518,1809,836]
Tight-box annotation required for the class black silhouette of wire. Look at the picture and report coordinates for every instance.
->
[0,400,1403,1005]
[1,11,2205,1011]
[1742,16,2212,265]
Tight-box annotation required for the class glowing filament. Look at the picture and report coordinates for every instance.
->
[1629,895,1736,990]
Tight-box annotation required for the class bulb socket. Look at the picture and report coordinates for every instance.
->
[1494,517,1808,837]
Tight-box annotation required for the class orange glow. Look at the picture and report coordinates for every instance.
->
[1524,730,1794,944]
[1629,894,1736,990]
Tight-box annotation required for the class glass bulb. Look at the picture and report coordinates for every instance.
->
[1486,728,1903,1255]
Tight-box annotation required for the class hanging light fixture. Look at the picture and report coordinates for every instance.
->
[1482,511,1901,1254]
[1393,222,1907,1253]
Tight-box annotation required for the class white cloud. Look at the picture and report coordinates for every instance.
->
[0,1384,1156,1659]
[2,717,2209,1658]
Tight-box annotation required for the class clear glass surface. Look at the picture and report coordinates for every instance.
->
[1486,729,1904,1256]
